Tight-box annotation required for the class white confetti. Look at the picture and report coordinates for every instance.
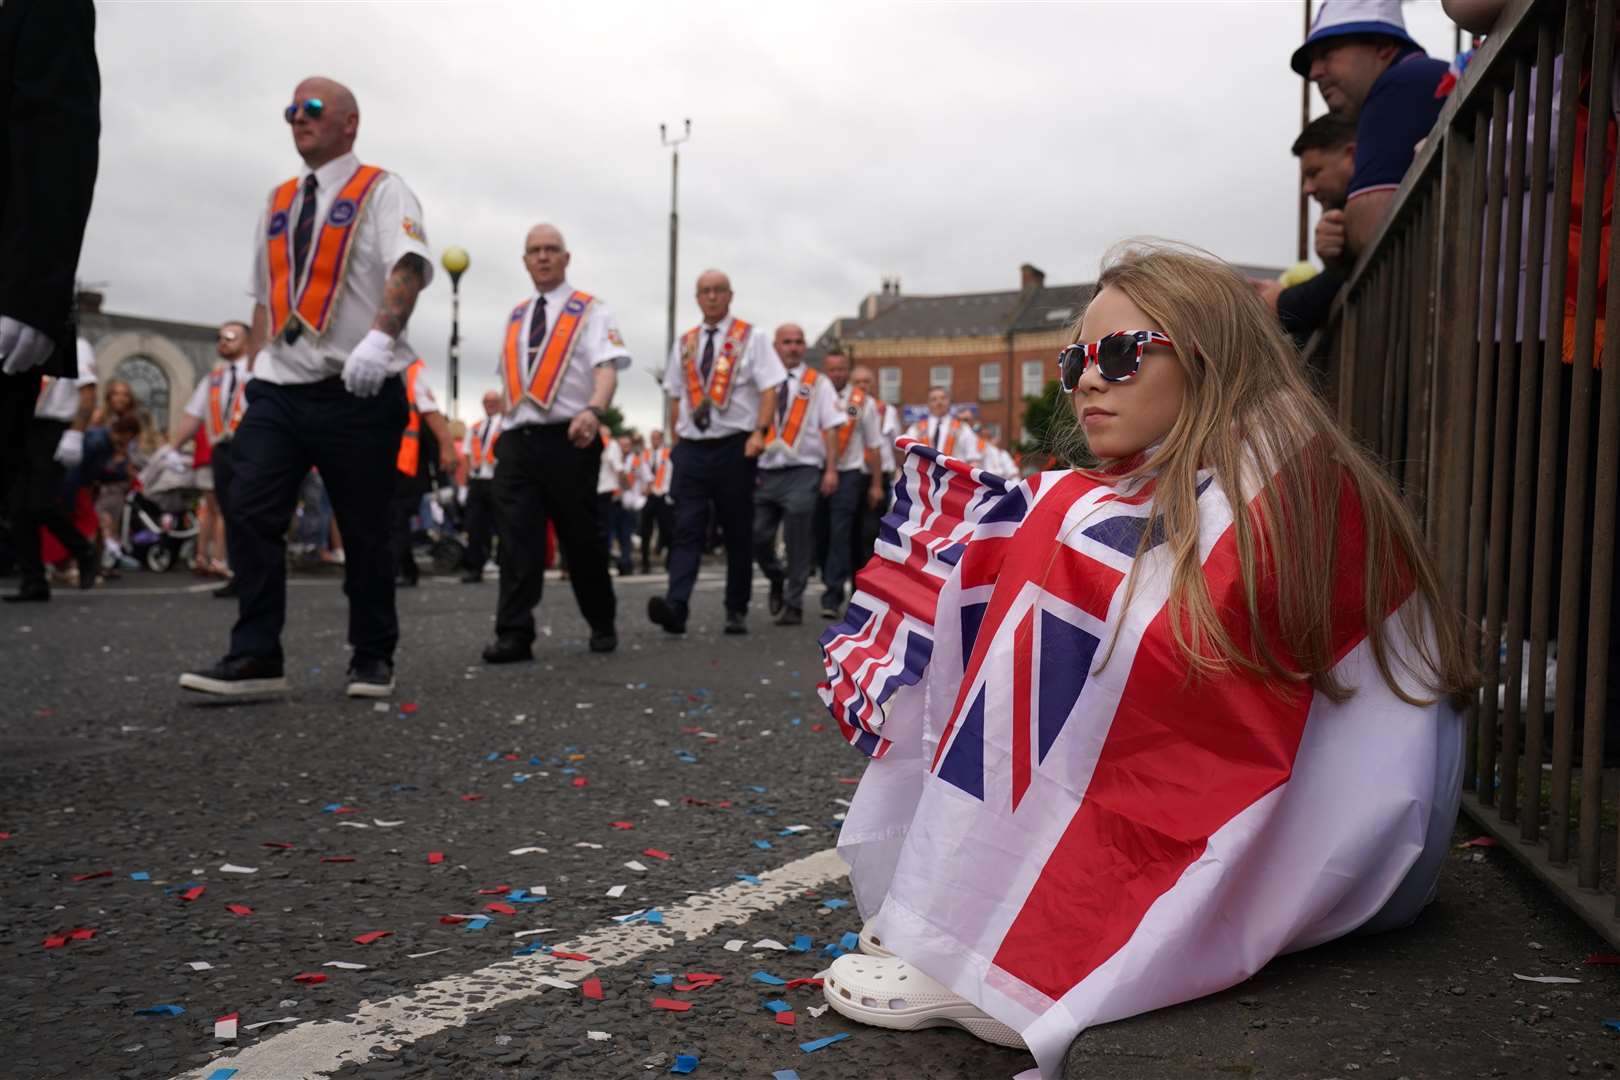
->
[214,1014,238,1041]
[586,1030,612,1041]
[780,825,812,834]
[530,885,548,896]
[241,1016,299,1031]
[373,819,405,827]
[574,842,603,849]
[1512,973,1582,984]
[575,702,594,710]
[807,1004,830,1018]
[323,961,367,970]
[406,948,452,959]
[534,975,576,990]
[752,938,788,950]
[605,884,627,898]
[513,929,554,939]
[219,863,259,873]
[723,939,745,952]
[653,799,671,808]
[337,821,370,829]
[624,860,647,873]
[509,847,548,856]
[373,703,389,712]
[186,961,213,971]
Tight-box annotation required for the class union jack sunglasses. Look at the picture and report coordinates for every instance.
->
[1056,330,1176,391]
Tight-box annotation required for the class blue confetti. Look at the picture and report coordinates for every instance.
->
[735,874,762,885]
[822,898,850,910]
[799,1033,851,1053]
[821,943,848,958]
[746,785,768,793]
[322,803,345,813]
[839,931,860,952]
[676,751,699,764]
[763,999,792,1014]
[560,767,577,775]
[135,1004,185,1017]
[513,941,546,956]
[754,840,774,850]
[651,973,674,986]
[790,717,802,725]
[774,1071,802,1080]
[1605,1018,1620,1033]
[206,1070,239,1080]
[512,774,529,783]
[790,935,812,953]
[130,871,150,881]
[485,752,500,761]
[464,916,490,931]
[751,971,787,986]
[670,1053,699,1074]
[529,756,543,766]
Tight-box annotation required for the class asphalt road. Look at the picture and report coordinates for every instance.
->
[3,567,1619,1080]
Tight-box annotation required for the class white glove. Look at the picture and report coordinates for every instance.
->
[0,316,54,375]
[54,428,84,468]
[157,444,187,472]
[341,329,394,398]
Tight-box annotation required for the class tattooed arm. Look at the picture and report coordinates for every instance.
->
[372,254,429,338]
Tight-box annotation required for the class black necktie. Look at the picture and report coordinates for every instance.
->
[934,418,945,450]
[700,327,717,382]
[776,377,789,424]
[528,296,548,364]
[284,173,319,344]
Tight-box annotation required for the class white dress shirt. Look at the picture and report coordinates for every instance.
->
[875,399,900,475]
[503,280,632,429]
[462,414,504,481]
[758,364,845,470]
[35,338,97,422]
[662,314,788,441]
[597,436,623,495]
[247,151,433,385]
[411,369,441,415]
[832,384,884,473]
[912,413,984,465]
[182,356,251,434]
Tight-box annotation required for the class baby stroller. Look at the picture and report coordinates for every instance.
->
[117,454,202,573]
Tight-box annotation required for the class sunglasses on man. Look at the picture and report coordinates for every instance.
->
[284,98,325,124]
[1056,330,1176,391]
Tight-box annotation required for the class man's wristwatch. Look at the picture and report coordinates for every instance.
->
[755,425,770,436]
[587,406,606,421]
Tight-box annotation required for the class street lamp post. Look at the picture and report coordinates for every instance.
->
[441,246,470,419]
[659,119,691,365]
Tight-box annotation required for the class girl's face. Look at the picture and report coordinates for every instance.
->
[107,383,133,413]
[1070,287,1187,460]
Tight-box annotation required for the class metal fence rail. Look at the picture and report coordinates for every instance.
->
[1307,0,1620,943]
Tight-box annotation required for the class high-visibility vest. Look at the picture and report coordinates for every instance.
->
[397,359,424,476]
[203,364,247,444]
[264,164,387,340]
[501,290,595,410]
[836,386,868,458]
[765,366,820,452]
[680,319,751,415]
[469,418,500,471]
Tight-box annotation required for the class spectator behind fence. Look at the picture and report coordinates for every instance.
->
[1292,0,1449,265]
[1260,113,1358,347]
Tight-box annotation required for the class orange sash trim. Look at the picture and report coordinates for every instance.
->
[204,366,247,443]
[470,419,500,470]
[265,164,387,340]
[652,447,671,493]
[836,386,867,458]
[681,319,752,415]
[766,366,821,452]
[911,416,961,454]
[501,291,595,410]
[397,359,424,476]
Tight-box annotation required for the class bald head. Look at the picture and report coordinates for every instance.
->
[289,76,359,168]
[482,390,502,417]
[696,269,733,324]
[523,224,571,291]
[774,324,806,369]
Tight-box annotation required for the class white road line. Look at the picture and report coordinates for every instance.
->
[173,847,847,1080]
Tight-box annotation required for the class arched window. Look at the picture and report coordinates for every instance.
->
[114,356,171,433]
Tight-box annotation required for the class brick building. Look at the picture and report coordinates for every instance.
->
[813,261,1281,445]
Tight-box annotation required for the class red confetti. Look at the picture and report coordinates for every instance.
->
[69,927,97,941]
[681,723,702,731]
[571,778,588,788]
[262,841,295,850]
[809,723,825,733]
[460,794,485,802]
[71,870,112,883]
[484,902,517,916]
[837,778,860,785]
[399,702,419,714]
[775,1010,797,1026]
[1460,836,1498,848]
[551,950,590,962]
[503,753,519,761]
[42,935,68,949]
[427,852,444,865]
[226,904,253,917]
[643,849,672,861]
[674,972,724,992]
[475,885,511,895]
[581,977,604,1000]
[651,997,692,1012]
[332,806,360,814]
[439,915,467,925]
[293,972,327,984]
[610,822,635,830]
[784,977,824,989]
[180,886,207,902]
[1585,953,1620,966]
[681,797,732,808]
[352,931,393,945]
[0,832,13,841]
[320,856,355,863]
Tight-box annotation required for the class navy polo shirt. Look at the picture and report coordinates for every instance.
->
[1346,50,1449,202]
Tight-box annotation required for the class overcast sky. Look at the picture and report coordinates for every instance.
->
[84,0,1463,432]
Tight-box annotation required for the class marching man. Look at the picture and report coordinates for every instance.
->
[850,363,899,571]
[482,223,629,664]
[637,429,673,575]
[181,76,433,699]
[459,389,503,583]
[388,356,456,588]
[909,385,983,464]
[818,349,883,619]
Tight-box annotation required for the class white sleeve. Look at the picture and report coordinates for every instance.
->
[588,302,632,370]
[372,173,435,288]
[413,371,440,414]
[750,331,788,390]
[75,338,97,385]
[248,198,270,305]
[461,425,475,457]
[663,340,684,399]
[183,376,211,420]
[816,378,846,430]
[861,400,882,444]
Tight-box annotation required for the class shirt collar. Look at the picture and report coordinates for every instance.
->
[300,151,361,193]
[535,280,573,305]
[702,314,732,335]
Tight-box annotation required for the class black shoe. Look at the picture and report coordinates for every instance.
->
[179,655,289,696]
[75,546,98,590]
[820,601,842,620]
[768,575,785,617]
[346,656,395,698]
[482,637,534,664]
[775,606,803,626]
[213,580,238,599]
[724,611,748,635]
[588,629,618,654]
[3,581,50,603]
[459,570,482,584]
[396,574,419,589]
[648,595,687,634]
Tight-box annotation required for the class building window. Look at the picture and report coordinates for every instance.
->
[929,364,952,395]
[878,366,901,404]
[114,355,171,433]
[979,362,1002,402]
[1021,359,1045,399]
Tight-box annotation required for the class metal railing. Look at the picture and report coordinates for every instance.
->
[1308,0,1620,942]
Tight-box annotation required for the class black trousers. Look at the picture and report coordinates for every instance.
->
[853,471,891,580]
[666,432,756,615]
[821,467,866,602]
[212,438,240,573]
[639,493,672,571]
[389,487,422,584]
[493,422,614,643]
[462,476,495,572]
[226,376,407,665]
[10,417,93,585]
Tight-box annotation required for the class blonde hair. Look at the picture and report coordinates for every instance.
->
[1060,241,1473,705]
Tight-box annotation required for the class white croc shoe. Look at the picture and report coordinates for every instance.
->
[858,924,894,958]
[823,953,1026,1048]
